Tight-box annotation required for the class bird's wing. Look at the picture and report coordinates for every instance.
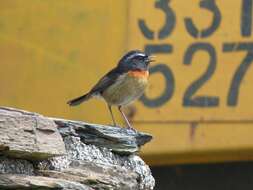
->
[90,68,123,95]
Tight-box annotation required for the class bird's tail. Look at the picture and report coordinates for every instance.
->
[67,93,92,106]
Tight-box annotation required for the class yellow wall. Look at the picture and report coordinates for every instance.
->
[127,0,253,165]
[0,0,128,122]
[1,0,253,166]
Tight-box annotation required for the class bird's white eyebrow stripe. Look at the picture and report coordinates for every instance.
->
[127,53,146,60]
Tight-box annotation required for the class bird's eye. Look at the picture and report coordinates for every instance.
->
[136,55,145,60]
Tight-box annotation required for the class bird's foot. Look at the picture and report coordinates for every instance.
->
[126,125,137,133]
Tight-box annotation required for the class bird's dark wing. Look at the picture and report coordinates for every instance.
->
[67,68,123,106]
[89,67,122,95]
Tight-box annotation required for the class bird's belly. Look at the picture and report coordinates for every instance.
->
[102,74,148,106]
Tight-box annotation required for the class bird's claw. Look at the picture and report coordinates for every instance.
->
[127,126,137,133]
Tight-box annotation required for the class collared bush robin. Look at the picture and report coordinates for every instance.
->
[67,50,154,130]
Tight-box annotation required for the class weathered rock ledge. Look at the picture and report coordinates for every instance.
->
[0,107,155,190]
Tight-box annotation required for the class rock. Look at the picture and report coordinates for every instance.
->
[0,174,93,190]
[53,118,152,155]
[0,107,155,190]
[39,136,155,190]
[39,163,139,190]
[0,107,66,160]
[0,157,34,175]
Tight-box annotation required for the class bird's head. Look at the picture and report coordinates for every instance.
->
[117,50,154,72]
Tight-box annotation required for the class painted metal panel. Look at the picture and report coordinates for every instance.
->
[1,0,253,165]
[127,0,253,165]
[128,0,253,122]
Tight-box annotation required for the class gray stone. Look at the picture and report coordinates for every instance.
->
[0,158,34,175]
[53,117,152,155]
[39,136,155,190]
[39,163,139,190]
[0,107,155,190]
[0,174,93,190]
[0,107,66,160]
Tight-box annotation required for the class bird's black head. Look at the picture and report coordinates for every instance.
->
[117,50,154,72]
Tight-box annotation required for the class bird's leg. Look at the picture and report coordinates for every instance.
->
[118,106,136,131]
[108,105,117,127]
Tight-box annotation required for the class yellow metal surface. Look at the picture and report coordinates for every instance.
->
[138,123,253,166]
[1,0,253,165]
[0,0,128,123]
[128,0,253,164]
[128,0,253,122]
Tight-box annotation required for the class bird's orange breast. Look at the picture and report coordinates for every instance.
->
[127,70,149,78]
[102,70,149,106]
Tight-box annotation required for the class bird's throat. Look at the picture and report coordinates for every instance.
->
[128,70,149,78]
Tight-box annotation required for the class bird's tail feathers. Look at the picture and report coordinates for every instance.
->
[67,93,92,106]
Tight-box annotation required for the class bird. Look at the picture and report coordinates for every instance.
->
[67,50,154,130]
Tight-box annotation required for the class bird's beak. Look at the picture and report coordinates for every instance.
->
[147,55,155,63]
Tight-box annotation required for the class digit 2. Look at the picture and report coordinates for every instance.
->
[183,43,219,107]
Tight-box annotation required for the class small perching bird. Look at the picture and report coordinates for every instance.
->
[67,50,154,130]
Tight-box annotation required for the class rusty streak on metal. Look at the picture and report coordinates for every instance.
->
[190,122,198,142]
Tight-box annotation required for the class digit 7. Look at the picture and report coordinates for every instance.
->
[223,43,253,106]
